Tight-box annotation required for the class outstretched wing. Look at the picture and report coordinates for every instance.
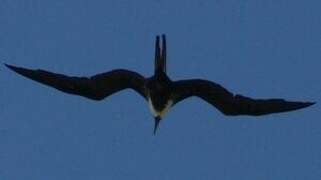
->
[172,79,315,116]
[5,64,147,100]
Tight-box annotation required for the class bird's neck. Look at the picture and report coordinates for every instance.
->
[148,98,173,119]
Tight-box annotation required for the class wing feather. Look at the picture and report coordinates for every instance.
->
[5,64,146,100]
[172,79,314,116]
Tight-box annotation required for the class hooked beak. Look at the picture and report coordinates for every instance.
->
[153,117,161,135]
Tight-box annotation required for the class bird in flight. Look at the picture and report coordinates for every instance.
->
[5,34,315,134]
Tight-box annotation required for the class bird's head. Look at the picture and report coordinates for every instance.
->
[148,98,173,135]
[153,116,161,135]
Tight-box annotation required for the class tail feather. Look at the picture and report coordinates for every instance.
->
[154,35,160,73]
[154,34,167,74]
[161,34,166,73]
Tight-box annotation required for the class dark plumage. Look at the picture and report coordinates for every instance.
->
[5,34,315,134]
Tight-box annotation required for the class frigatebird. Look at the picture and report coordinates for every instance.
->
[5,34,315,134]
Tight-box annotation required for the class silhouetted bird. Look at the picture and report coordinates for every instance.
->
[5,34,315,134]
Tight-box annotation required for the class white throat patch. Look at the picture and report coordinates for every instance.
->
[148,98,173,118]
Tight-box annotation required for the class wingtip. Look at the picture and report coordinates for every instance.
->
[4,63,20,72]
[306,101,316,107]
[4,63,10,68]
[297,101,316,110]
[4,63,15,70]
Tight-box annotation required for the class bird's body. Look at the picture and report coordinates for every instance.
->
[5,34,315,134]
[146,72,174,119]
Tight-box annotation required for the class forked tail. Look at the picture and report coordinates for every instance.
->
[154,34,167,74]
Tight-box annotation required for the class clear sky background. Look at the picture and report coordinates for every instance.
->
[1,0,320,179]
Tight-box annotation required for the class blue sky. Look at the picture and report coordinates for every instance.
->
[1,0,320,179]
